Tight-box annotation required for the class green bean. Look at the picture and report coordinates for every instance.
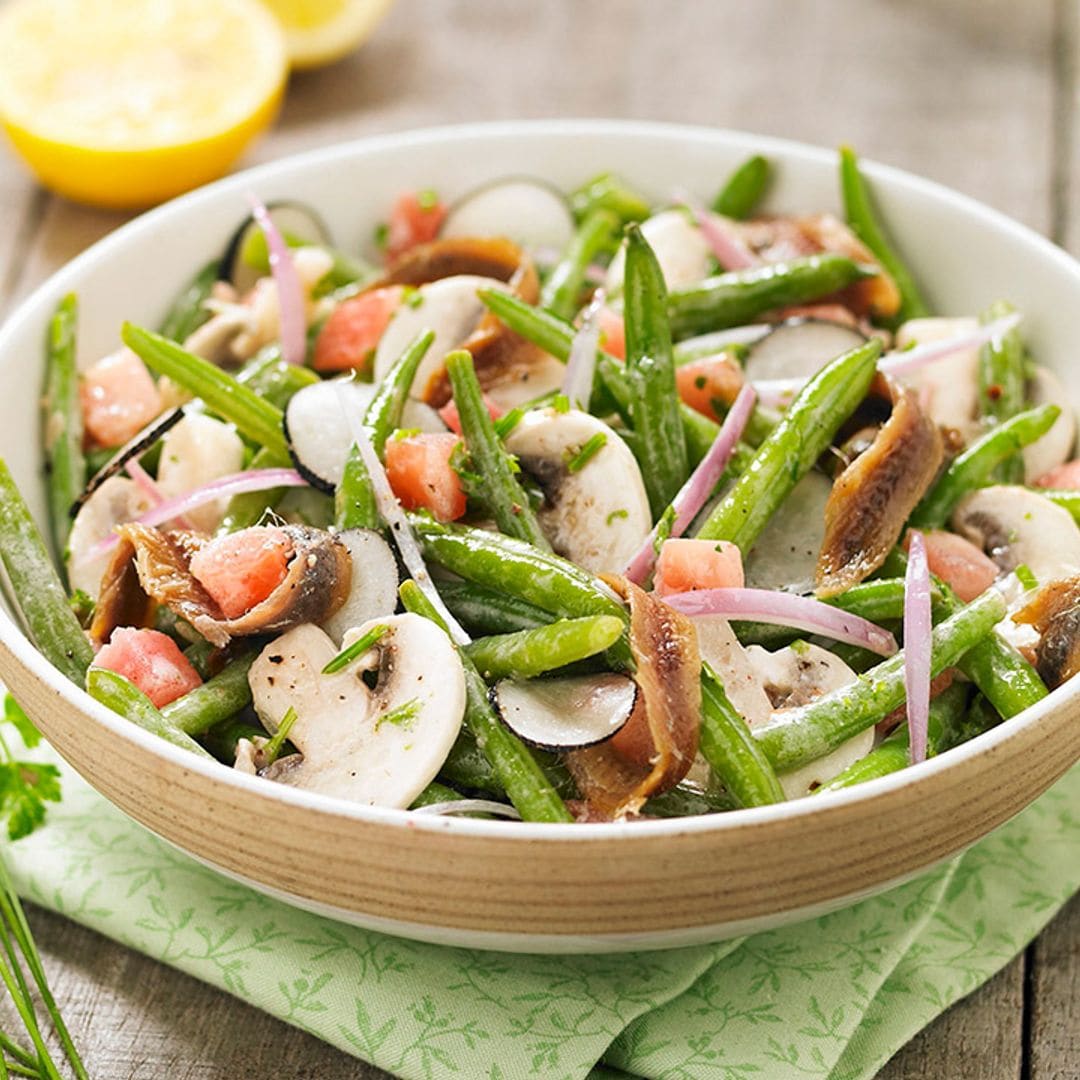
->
[0,458,94,685]
[838,146,929,324]
[334,443,380,531]
[413,516,628,629]
[464,616,624,681]
[445,351,551,548]
[696,338,881,549]
[121,324,290,460]
[712,154,772,220]
[200,717,266,764]
[541,208,619,320]
[570,172,651,225]
[939,692,1001,754]
[667,254,875,338]
[159,260,219,342]
[645,782,737,817]
[439,728,576,799]
[909,404,1060,528]
[698,663,785,808]
[216,446,286,534]
[410,782,469,809]
[236,348,319,410]
[161,652,257,736]
[1038,489,1080,523]
[399,581,574,823]
[181,639,217,680]
[977,300,1027,483]
[754,588,1007,771]
[476,287,723,465]
[438,580,552,635]
[87,669,214,759]
[42,294,85,559]
[363,329,434,456]
[815,682,970,792]
[622,225,690,514]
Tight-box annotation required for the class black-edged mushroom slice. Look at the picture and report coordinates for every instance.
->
[103,522,351,647]
[320,528,400,646]
[248,618,466,807]
[503,407,651,575]
[439,177,574,252]
[743,318,867,383]
[221,200,332,294]
[492,673,637,751]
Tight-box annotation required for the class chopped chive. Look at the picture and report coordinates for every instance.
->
[493,407,524,439]
[552,393,570,414]
[652,504,677,553]
[1015,563,1038,591]
[322,624,389,674]
[416,189,439,210]
[373,222,389,250]
[605,508,629,526]
[263,706,297,764]
[376,696,421,731]
[564,432,607,473]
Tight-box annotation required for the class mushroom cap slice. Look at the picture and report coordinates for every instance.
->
[747,642,872,798]
[606,209,712,293]
[249,618,466,807]
[504,408,651,575]
[1023,366,1076,481]
[155,414,245,532]
[950,486,1080,585]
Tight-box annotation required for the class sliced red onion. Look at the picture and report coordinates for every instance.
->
[562,287,604,409]
[879,311,1023,377]
[248,194,306,367]
[76,467,308,567]
[124,459,194,531]
[335,387,471,646]
[904,530,933,764]
[624,384,757,584]
[413,800,522,819]
[687,203,760,271]
[662,587,898,657]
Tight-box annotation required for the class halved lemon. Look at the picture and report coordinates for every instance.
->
[0,0,288,209]
[260,0,396,69]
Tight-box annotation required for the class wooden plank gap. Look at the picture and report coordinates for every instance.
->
[0,188,49,319]
[1051,0,1078,246]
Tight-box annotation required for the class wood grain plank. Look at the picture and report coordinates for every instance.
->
[0,1,1069,1078]
[1029,895,1080,1080]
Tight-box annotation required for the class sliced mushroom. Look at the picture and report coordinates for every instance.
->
[745,470,832,593]
[67,477,151,599]
[248,618,466,807]
[155,414,245,532]
[816,378,944,597]
[320,528,400,646]
[743,318,868,383]
[103,523,351,647]
[1023,366,1076,481]
[440,178,575,252]
[1013,575,1080,688]
[950,486,1080,584]
[691,615,773,727]
[747,642,872,798]
[503,408,651,574]
[180,305,252,366]
[894,318,982,444]
[606,209,711,293]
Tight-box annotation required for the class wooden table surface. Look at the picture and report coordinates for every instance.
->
[0,0,1076,1076]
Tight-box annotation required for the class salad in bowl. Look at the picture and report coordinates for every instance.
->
[3,143,1077,831]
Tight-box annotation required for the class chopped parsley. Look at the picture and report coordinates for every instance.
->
[322,624,390,674]
[376,697,422,731]
[606,508,629,526]
[564,433,607,473]
[263,706,298,765]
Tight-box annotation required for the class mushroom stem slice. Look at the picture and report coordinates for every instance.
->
[492,674,637,751]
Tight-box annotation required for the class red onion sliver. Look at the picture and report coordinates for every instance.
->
[562,287,605,410]
[688,203,760,271]
[662,587,898,657]
[335,388,471,646]
[879,311,1023,377]
[78,467,308,566]
[903,530,933,764]
[248,194,307,367]
[624,384,757,584]
[124,459,194,531]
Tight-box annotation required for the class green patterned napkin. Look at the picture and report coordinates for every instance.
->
[9,736,1078,1080]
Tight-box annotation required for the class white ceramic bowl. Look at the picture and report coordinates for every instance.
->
[1,121,1078,954]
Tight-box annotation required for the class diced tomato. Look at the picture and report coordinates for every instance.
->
[385,433,467,522]
[1036,459,1080,489]
[80,349,163,449]
[94,627,202,708]
[385,191,447,263]
[674,354,744,421]
[653,538,744,597]
[907,529,997,603]
[313,286,405,373]
[438,393,503,435]
[597,307,625,360]
[189,526,294,619]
